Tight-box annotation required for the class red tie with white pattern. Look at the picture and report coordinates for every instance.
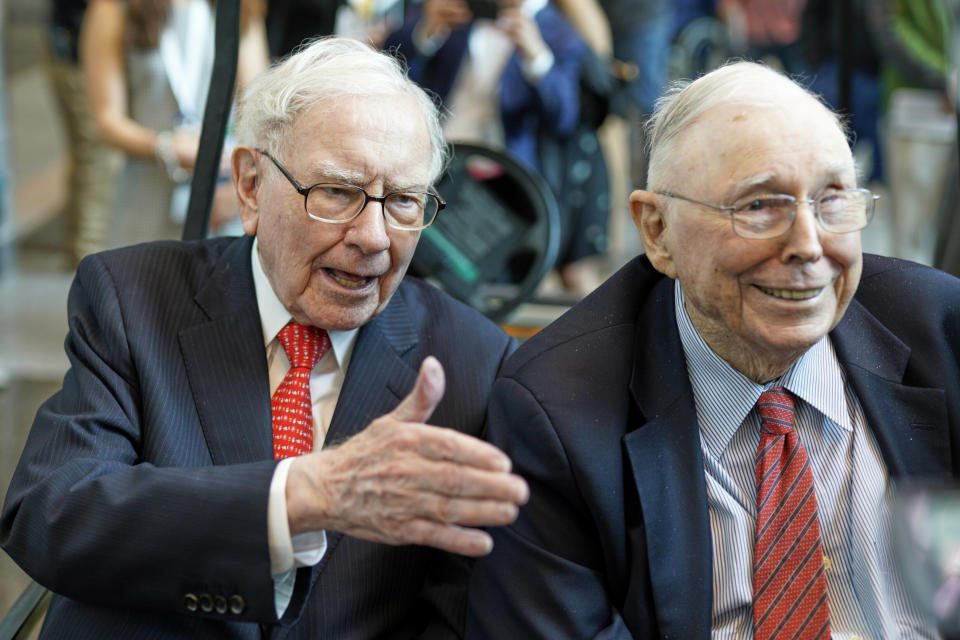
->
[753,387,831,640]
[271,322,330,460]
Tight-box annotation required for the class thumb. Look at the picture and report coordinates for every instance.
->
[392,356,446,423]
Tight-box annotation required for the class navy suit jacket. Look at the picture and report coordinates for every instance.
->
[384,5,585,169]
[465,253,960,639]
[0,235,516,639]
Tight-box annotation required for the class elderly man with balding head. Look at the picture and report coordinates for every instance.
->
[465,61,960,639]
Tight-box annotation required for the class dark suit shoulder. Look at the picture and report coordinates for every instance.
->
[856,253,960,335]
[82,237,239,286]
[75,237,253,323]
[502,256,665,377]
[859,253,960,299]
[395,276,513,353]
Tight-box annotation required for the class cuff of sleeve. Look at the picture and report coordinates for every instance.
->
[268,458,296,574]
[269,459,329,619]
[269,458,329,575]
[292,530,327,567]
[272,568,297,619]
[521,48,554,82]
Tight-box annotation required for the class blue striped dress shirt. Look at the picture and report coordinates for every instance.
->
[674,281,938,639]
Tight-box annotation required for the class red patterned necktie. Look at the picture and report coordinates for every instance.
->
[753,387,831,640]
[271,322,330,460]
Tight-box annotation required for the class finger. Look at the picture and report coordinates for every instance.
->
[419,495,520,527]
[407,424,514,472]
[414,459,529,503]
[399,520,495,557]
[392,356,446,424]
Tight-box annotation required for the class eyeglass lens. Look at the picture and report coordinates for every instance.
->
[305,184,439,229]
[731,190,872,238]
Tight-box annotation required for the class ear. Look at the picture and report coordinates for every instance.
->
[629,189,677,279]
[233,146,261,236]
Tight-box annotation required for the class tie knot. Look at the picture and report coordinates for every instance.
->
[756,386,795,436]
[277,322,330,370]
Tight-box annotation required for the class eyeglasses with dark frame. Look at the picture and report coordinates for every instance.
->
[655,189,879,239]
[256,149,445,231]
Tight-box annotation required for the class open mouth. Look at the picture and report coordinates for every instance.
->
[326,268,376,290]
[757,285,822,300]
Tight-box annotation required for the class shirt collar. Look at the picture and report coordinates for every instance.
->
[250,237,358,371]
[674,280,852,459]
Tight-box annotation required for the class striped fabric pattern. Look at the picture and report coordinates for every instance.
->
[673,280,939,639]
[272,322,330,459]
[753,387,831,640]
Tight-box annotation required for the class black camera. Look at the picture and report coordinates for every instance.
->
[465,0,499,20]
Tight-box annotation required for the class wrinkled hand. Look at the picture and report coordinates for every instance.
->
[421,0,472,39]
[497,8,549,63]
[285,356,529,556]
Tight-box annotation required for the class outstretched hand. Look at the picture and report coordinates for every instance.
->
[285,356,529,556]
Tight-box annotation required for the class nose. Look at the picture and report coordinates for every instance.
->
[780,200,823,263]
[344,198,391,254]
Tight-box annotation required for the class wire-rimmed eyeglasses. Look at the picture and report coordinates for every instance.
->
[256,149,445,231]
[655,189,879,239]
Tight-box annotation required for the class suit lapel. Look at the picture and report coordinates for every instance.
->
[831,300,952,478]
[622,279,713,639]
[323,285,420,446]
[311,285,420,580]
[180,236,274,465]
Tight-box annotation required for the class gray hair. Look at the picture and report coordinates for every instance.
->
[234,36,448,182]
[645,60,847,191]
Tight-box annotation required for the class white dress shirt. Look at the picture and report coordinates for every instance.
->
[674,281,938,639]
[251,239,359,617]
[412,0,554,146]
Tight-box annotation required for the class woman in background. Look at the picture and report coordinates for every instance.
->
[81,0,268,245]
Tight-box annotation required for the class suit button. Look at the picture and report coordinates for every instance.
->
[183,593,199,612]
[214,595,228,614]
[228,594,246,615]
[199,593,214,613]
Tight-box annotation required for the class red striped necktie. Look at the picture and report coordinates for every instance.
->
[753,387,831,640]
[271,322,330,460]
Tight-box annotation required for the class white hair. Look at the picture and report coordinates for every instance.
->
[644,60,848,191]
[234,36,448,182]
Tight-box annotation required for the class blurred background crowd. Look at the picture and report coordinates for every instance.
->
[6,0,960,289]
[2,0,960,618]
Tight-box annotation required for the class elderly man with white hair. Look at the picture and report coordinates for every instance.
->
[465,60,960,639]
[1,37,528,639]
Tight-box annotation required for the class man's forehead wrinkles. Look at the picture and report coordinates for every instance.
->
[721,158,855,200]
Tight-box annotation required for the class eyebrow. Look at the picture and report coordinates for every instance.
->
[307,161,365,185]
[732,171,778,195]
[304,160,429,193]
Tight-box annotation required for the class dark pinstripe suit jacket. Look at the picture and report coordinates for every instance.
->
[0,235,516,639]
[466,253,960,639]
